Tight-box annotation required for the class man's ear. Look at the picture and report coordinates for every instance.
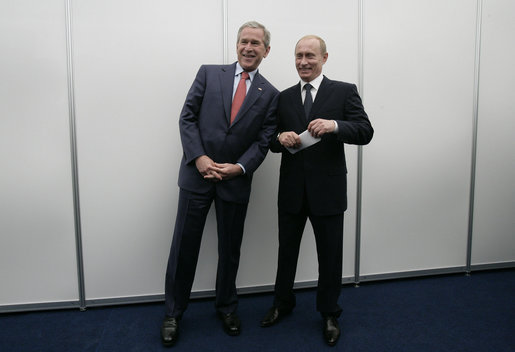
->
[263,46,271,58]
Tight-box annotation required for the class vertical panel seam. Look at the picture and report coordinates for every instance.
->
[354,0,364,285]
[467,0,483,273]
[65,0,86,310]
[223,0,229,64]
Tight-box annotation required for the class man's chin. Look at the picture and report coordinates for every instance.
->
[240,61,259,71]
[297,70,312,79]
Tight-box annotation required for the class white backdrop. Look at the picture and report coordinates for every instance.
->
[360,0,476,276]
[472,0,515,265]
[0,0,78,306]
[1,0,513,310]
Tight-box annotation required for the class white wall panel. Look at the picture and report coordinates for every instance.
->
[360,0,477,276]
[72,0,223,299]
[0,0,78,305]
[227,0,360,287]
[472,0,515,265]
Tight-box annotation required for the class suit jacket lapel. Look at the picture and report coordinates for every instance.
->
[292,83,306,127]
[230,71,264,127]
[310,76,331,117]
[220,64,236,124]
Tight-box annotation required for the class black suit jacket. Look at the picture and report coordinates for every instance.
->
[178,63,279,204]
[270,76,373,216]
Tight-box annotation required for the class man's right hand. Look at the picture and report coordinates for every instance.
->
[278,131,301,149]
[195,155,222,181]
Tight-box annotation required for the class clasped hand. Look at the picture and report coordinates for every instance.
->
[195,155,242,182]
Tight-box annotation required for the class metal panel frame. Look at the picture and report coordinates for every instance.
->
[354,0,365,286]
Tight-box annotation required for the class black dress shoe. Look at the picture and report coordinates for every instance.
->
[218,312,241,336]
[323,316,341,346]
[161,317,179,347]
[260,306,291,327]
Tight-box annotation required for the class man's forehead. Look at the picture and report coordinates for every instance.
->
[297,38,319,48]
[296,42,321,54]
[240,27,264,38]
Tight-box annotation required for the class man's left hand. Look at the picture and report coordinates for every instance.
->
[208,163,243,180]
[307,118,335,138]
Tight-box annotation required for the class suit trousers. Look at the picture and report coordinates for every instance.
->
[164,188,248,318]
[273,203,344,317]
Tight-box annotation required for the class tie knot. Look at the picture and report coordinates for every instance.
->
[304,83,312,91]
[241,71,249,80]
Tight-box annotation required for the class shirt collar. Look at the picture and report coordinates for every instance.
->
[300,73,324,91]
[235,62,257,82]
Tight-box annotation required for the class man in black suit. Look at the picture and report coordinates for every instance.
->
[260,35,373,346]
[161,21,279,347]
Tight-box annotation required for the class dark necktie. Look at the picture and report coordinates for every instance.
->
[304,83,313,120]
[231,71,250,124]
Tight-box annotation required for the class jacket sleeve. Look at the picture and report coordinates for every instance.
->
[336,84,374,145]
[179,65,208,165]
[269,126,285,154]
[269,93,288,154]
[237,91,279,174]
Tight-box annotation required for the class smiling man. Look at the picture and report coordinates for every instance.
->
[160,21,279,347]
[260,35,373,347]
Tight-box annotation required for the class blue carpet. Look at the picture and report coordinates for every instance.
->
[1,269,514,352]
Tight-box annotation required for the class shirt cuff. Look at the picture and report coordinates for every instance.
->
[237,163,246,175]
[333,120,339,133]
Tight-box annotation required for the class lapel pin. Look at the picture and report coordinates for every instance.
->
[258,88,263,91]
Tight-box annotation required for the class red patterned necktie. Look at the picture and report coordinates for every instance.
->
[231,71,250,124]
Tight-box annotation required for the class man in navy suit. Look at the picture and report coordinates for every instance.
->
[161,21,279,347]
[260,35,373,346]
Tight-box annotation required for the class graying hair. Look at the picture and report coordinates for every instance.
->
[237,21,271,48]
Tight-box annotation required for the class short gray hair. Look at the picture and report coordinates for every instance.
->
[237,21,271,48]
[296,35,327,55]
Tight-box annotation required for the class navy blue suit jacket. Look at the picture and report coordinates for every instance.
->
[270,76,373,216]
[178,63,279,204]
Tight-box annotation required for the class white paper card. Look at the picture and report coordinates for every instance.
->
[285,130,321,154]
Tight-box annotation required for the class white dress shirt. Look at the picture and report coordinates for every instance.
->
[233,62,256,99]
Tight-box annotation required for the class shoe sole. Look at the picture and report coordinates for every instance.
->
[162,340,177,348]
[224,328,241,336]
